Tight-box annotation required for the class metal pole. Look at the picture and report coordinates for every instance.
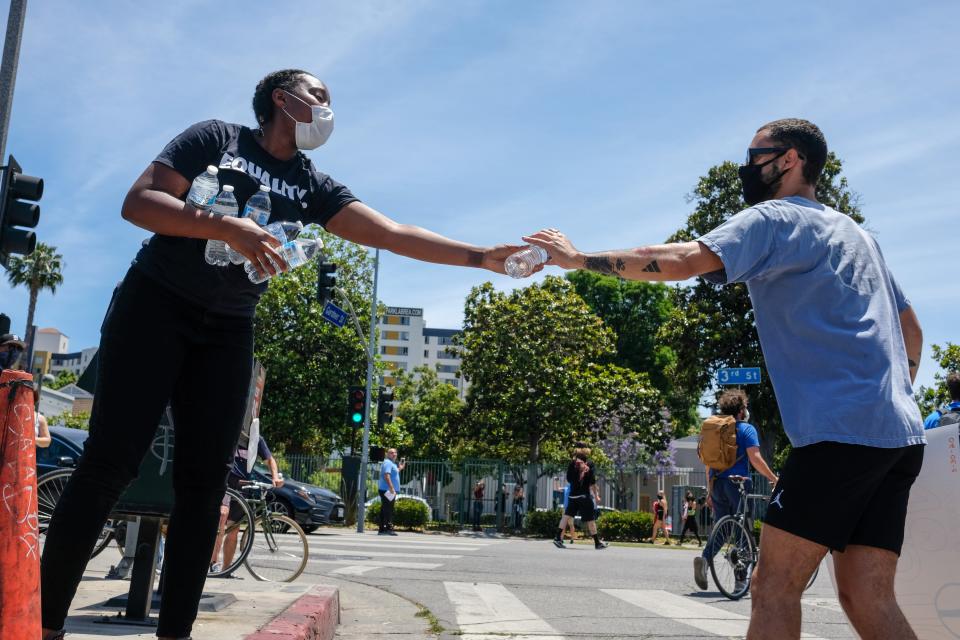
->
[356,248,379,532]
[0,0,28,161]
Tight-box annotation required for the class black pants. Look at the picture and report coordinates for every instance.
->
[513,502,523,529]
[680,515,701,543]
[40,267,254,637]
[378,490,395,531]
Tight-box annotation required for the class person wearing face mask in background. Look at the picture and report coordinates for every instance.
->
[522,118,925,639]
[696,390,777,590]
[39,69,528,640]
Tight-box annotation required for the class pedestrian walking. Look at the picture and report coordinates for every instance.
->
[378,448,404,535]
[679,491,702,546]
[649,491,669,544]
[552,445,608,550]
[512,483,525,531]
[472,481,485,531]
[38,68,526,640]
[525,117,925,640]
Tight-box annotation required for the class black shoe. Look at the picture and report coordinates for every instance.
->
[378,530,389,535]
[595,541,609,550]
[552,538,565,549]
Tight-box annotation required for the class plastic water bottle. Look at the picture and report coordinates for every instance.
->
[186,165,219,211]
[245,238,323,285]
[504,246,549,279]
[232,220,304,266]
[204,185,239,266]
[227,185,276,264]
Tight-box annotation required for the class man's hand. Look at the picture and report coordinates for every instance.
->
[522,229,582,270]
[223,216,287,278]
[272,476,284,488]
[706,495,714,510]
[480,244,544,275]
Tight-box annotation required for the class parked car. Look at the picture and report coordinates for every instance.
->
[250,464,346,533]
[36,426,86,476]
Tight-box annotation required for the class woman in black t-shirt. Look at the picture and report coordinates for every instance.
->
[39,69,529,640]
[552,445,608,550]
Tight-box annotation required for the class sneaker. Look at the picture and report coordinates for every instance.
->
[567,538,574,544]
[378,530,389,535]
[595,541,609,550]
[693,556,709,590]
[209,562,222,574]
[552,538,565,549]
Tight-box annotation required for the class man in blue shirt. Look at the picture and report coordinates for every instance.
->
[525,118,925,640]
[378,448,404,535]
[924,372,960,430]
[696,390,778,591]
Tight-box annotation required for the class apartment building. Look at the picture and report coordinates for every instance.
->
[378,306,466,398]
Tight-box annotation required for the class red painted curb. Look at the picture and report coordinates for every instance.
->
[244,585,339,640]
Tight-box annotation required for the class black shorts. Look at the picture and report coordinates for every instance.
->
[565,495,595,521]
[226,474,245,523]
[764,441,924,554]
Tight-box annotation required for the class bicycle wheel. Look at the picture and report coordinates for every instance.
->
[243,513,308,582]
[36,469,114,559]
[208,487,255,578]
[805,564,820,591]
[708,516,756,600]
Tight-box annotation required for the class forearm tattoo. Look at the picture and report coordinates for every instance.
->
[641,260,661,273]
[584,255,626,277]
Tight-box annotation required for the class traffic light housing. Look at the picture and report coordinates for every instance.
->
[0,155,42,268]
[377,388,395,426]
[318,261,337,305]
[347,385,366,427]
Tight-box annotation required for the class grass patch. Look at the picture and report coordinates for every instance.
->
[415,605,444,635]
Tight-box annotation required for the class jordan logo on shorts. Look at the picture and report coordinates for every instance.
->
[770,490,784,510]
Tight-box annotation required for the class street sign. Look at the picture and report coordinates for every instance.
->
[717,367,762,385]
[321,300,348,328]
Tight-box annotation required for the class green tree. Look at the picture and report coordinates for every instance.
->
[254,229,377,455]
[5,242,65,337]
[386,365,465,459]
[660,154,862,459]
[914,343,960,417]
[48,370,77,390]
[49,410,90,430]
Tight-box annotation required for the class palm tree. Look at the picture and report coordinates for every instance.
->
[5,242,65,338]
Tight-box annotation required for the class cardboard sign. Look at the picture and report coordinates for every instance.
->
[239,360,267,450]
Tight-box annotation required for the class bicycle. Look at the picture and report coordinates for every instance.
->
[36,468,121,558]
[208,479,309,582]
[704,475,818,600]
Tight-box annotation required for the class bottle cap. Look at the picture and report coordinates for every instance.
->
[206,165,219,174]
[223,185,235,192]
[259,184,271,192]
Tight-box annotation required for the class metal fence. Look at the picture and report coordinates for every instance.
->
[275,453,774,535]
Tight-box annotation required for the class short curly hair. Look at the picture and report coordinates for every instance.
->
[718,389,748,418]
[757,118,828,186]
[252,69,314,127]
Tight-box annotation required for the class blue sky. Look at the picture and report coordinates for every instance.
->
[1,1,957,394]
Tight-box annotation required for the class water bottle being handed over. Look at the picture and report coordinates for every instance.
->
[234,220,304,269]
[245,237,323,285]
[186,165,219,211]
[504,246,549,279]
[203,185,239,266]
[228,184,274,264]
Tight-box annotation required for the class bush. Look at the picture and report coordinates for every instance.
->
[424,521,461,534]
[480,513,498,525]
[596,511,653,542]
[524,508,563,538]
[366,498,430,530]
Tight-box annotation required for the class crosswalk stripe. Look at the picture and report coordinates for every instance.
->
[444,582,564,640]
[320,533,498,547]
[331,565,381,575]
[309,547,461,559]
[311,559,443,570]
[602,589,827,639]
[310,540,482,552]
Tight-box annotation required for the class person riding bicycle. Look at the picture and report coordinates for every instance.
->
[694,389,778,591]
[210,432,283,574]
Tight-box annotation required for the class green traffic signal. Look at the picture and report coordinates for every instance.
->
[351,412,363,423]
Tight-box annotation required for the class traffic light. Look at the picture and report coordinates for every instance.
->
[0,155,42,268]
[347,385,366,426]
[317,261,337,305]
[377,388,395,426]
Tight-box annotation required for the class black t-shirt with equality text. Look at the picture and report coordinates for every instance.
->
[133,119,359,317]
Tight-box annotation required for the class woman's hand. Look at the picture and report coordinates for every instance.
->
[222,217,286,278]
[480,244,544,275]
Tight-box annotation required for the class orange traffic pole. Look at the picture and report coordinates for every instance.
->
[0,370,40,640]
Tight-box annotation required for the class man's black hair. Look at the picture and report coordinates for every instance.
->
[947,371,960,402]
[252,69,313,128]
[758,118,828,186]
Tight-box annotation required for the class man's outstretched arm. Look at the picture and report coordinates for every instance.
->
[522,229,723,281]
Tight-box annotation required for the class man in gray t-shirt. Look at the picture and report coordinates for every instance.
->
[525,118,924,640]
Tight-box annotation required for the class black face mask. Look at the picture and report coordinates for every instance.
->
[738,150,788,206]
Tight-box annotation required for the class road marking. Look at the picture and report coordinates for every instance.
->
[331,565,381,575]
[311,559,443,570]
[602,589,827,639]
[319,533,498,546]
[309,546,462,559]
[309,539,482,552]
[444,582,564,640]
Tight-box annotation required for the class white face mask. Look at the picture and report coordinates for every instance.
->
[282,90,334,150]
[742,408,750,422]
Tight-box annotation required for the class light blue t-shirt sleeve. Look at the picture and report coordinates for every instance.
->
[887,270,910,313]
[698,207,778,284]
[739,423,760,449]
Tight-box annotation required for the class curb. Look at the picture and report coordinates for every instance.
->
[244,585,339,640]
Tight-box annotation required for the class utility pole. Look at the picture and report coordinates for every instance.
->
[0,0,28,161]
[356,249,379,532]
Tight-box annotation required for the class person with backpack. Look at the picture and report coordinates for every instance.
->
[694,389,778,591]
[923,372,960,430]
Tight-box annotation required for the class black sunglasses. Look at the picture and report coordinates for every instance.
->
[746,146,806,164]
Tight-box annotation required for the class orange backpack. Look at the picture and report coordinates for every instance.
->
[697,414,739,472]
